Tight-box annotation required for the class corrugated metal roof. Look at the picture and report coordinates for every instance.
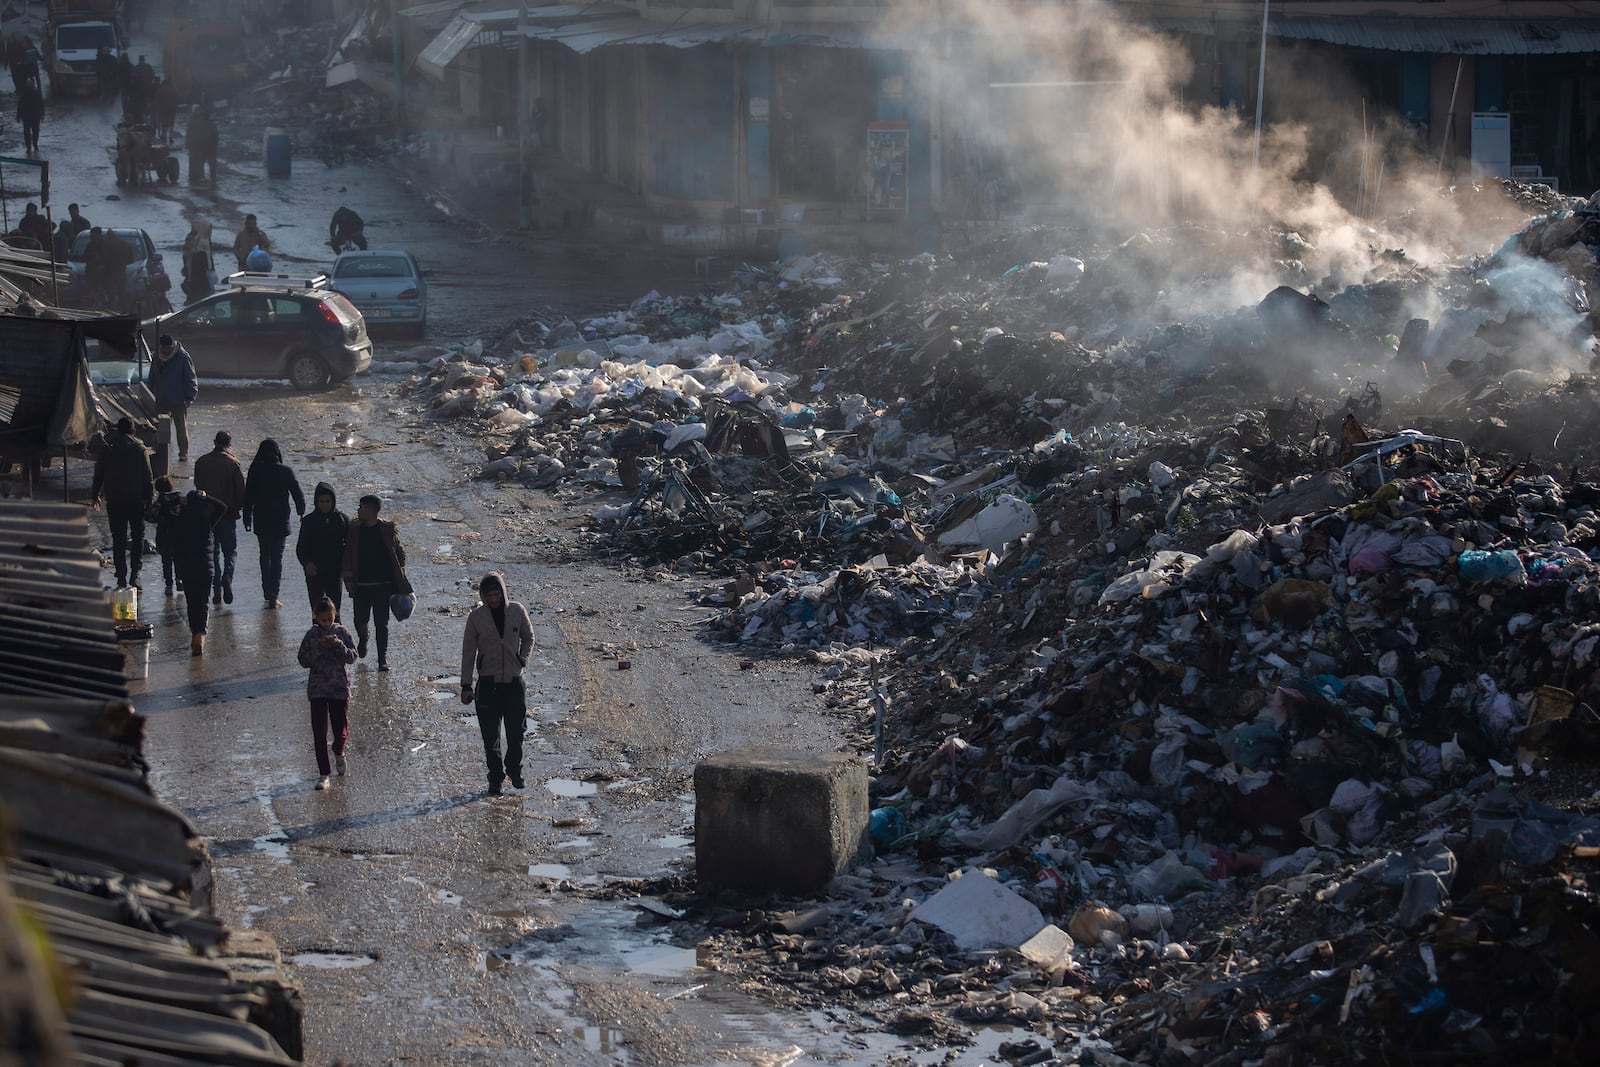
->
[1274,16,1600,54]
[516,14,907,54]
[1158,16,1600,54]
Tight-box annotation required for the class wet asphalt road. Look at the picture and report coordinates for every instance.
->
[7,15,946,1065]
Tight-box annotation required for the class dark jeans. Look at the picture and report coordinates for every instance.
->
[212,517,237,596]
[106,500,145,583]
[257,532,287,600]
[158,547,175,588]
[305,570,343,616]
[310,698,349,776]
[474,678,526,786]
[21,118,38,150]
[353,582,394,662]
[176,562,212,634]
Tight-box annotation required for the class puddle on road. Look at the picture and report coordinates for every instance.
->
[546,778,599,797]
[290,952,377,969]
[651,835,693,849]
[527,862,572,880]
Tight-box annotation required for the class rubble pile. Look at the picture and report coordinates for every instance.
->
[407,184,1600,1061]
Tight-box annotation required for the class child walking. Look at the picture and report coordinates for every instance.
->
[147,475,185,596]
[296,595,358,791]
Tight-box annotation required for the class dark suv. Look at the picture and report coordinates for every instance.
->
[146,273,372,389]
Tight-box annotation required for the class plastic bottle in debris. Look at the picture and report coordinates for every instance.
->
[111,586,138,621]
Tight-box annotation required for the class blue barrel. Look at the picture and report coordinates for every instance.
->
[264,127,291,178]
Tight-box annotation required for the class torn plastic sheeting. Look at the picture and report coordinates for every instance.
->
[953,776,1103,852]
[935,495,1038,556]
[1098,551,1202,605]
[908,867,1045,952]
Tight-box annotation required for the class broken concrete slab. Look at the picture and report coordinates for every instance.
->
[694,747,868,894]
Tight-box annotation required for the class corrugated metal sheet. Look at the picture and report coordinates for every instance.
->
[0,498,304,1064]
[1157,16,1600,55]
[1274,17,1600,54]
[517,16,905,54]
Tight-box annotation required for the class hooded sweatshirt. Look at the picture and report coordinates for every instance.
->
[243,439,306,538]
[296,482,349,577]
[91,430,154,507]
[460,572,534,687]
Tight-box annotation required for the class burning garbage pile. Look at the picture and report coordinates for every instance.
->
[405,184,1600,1061]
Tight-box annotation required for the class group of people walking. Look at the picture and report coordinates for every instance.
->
[94,403,533,798]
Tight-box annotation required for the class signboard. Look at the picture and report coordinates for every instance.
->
[867,121,907,215]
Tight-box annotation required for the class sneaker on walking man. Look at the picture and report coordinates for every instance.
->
[193,430,246,604]
[91,417,154,589]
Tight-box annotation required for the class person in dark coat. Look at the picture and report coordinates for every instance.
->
[296,482,349,616]
[94,47,118,101]
[52,219,71,264]
[173,490,227,656]
[91,416,155,589]
[193,429,245,604]
[16,202,50,250]
[151,335,198,461]
[16,80,43,154]
[146,475,185,596]
[187,105,218,184]
[340,494,412,672]
[67,203,91,237]
[243,439,305,608]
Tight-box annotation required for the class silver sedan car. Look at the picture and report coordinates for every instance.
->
[329,250,427,337]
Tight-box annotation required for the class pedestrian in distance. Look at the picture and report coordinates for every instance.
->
[146,474,185,597]
[296,482,348,616]
[16,80,43,154]
[151,76,177,142]
[180,219,215,305]
[151,334,198,462]
[52,219,71,265]
[460,572,533,796]
[232,214,270,271]
[16,202,50,250]
[173,489,227,656]
[94,46,118,102]
[91,416,154,590]
[341,494,411,672]
[298,594,357,791]
[67,203,91,237]
[187,105,218,184]
[100,228,133,310]
[193,430,246,605]
[243,439,305,609]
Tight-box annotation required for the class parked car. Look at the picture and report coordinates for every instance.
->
[329,250,427,336]
[146,272,372,389]
[66,227,172,314]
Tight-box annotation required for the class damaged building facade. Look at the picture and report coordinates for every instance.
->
[388,0,1600,248]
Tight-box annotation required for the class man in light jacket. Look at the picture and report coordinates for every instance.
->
[460,572,533,796]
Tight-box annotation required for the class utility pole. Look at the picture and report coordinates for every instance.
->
[518,3,531,229]
[391,0,405,125]
[1249,0,1270,223]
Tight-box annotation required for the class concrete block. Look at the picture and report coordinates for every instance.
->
[695,747,868,894]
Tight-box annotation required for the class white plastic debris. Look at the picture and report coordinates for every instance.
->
[909,868,1045,951]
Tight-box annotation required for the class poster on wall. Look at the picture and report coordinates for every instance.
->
[867,121,908,215]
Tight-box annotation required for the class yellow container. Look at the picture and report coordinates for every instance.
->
[111,587,138,621]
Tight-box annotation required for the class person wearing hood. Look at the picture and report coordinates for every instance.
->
[193,429,245,604]
[340,494,412,672]
[91,416,154,589]
[152,334,198,462]
[181,219,215,305]
[174,489,227,656]
[243,439,305,609]
[460,572,534,796]
[296,482,349,614]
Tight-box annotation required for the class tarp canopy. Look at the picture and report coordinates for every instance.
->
[0,316,112,453]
